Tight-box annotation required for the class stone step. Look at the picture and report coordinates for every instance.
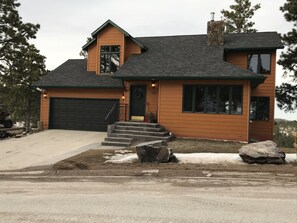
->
[116,121,160,128]
[101,141,131,147]
[116,125,164,132]
[114,129,169,137]
[111,133,173,141]
[104,137,133,143]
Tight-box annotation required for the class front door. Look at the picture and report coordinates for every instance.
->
[130,85,146,120]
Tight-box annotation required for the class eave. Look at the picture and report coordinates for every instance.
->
[82,19,148,52]
[224,46,284,52]
[34,85,123,89]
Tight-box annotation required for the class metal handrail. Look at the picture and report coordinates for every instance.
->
[104,102,118,121]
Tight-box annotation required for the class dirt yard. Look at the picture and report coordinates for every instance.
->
[51,138,297,177]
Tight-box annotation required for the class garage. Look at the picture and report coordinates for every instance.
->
[49,98,119,131]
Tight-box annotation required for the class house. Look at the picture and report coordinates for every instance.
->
[34,19,283,142]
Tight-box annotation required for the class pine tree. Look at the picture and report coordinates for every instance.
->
[79,37,93,59]
[276,0,297,112]
[221,0,261,33]
[0,0,46,130]
[0,0,40,73]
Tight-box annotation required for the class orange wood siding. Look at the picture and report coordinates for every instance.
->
[40,88,123,129]
[158,80,250,142]
[87,42,97,72]
[124,37,141,61]
[96,25,125,74]
[226,51,277,140]
[123,81,159,120]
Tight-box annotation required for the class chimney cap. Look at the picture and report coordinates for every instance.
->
[210,12,215,21]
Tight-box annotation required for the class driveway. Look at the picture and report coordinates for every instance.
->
[0,130,107,171]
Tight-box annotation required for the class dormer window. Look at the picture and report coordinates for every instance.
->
[100,45,120,73]
[247,53,271,74]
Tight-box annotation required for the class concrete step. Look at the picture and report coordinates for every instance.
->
[114,129,169,136]
[104,137,133,143]
[110,133,173,141]
[101,141,131,147]
[116,121,160,128]
[116,125,164,132]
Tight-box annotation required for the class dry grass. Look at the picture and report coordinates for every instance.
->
[51,138,296,172]
[168,138,244,153]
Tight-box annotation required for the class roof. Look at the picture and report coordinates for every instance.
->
[33,59,123,88]
[82,20,147,51]
[113,33,282,81]
[224,32,284,51]
[36,27,283,88]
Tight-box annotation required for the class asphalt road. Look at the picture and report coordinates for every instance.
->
[0,175,296,223]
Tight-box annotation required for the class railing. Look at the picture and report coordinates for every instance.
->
[105,103,127,125]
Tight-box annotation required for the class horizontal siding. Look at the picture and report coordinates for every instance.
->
[124,37,141,61]
[97,25,125,74]
[158,80,250,142]
[87,42,97,72]
[124,81,158,120]
[40,88,123,129]
[226,51,276,140]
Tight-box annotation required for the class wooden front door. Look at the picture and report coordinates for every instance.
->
[130,85,146,120]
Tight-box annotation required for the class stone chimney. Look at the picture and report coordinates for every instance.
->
[207,12,225,46]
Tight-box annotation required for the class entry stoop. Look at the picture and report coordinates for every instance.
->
[101,121,174,147]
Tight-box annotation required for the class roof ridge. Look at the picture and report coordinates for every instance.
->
[135,34,205,39]
[226,31,278,35]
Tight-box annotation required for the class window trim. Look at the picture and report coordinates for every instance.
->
[182,84,243,115]
[247,52,272,75]
[100,45,120,73]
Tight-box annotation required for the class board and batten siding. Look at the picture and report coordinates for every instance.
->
[226,51,276,140]
[40,88,123,129]
[158,80,250,142]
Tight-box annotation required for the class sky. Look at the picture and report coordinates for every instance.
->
[18,0,296,120]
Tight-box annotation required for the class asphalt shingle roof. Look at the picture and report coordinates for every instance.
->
[34,59,123,88]
[113,32,282,80]
[35,31,283,87]
[224,32,283,50]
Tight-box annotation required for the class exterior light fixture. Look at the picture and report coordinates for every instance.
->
[151,80,156,88]
[42,91,48,98]
[121,94,125,101]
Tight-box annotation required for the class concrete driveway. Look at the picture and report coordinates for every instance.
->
[0,130,107,171]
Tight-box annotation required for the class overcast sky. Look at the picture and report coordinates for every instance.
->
[18,0,296,120]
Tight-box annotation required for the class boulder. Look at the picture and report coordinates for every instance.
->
[135,140,177,163]
[239,140,286,164]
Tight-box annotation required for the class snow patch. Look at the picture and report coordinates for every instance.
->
[104,152,297,164]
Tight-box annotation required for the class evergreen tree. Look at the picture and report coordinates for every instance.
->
[221,0,261,33]
[79,37,93,59]
[0,45,46,131]
[0,0,46,130]
[276,0,297,112]
[0,0,40,73]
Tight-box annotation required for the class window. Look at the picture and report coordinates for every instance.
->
[100,45,120,73]
[250,97,270,120]
[247,53,271,74]
[183,85,243,115]
[205,86,217,113]
[231,86,243,114]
